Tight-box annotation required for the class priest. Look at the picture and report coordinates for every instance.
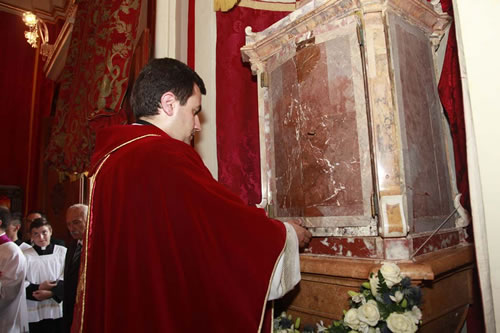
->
[72,58,311,333]
[0,207,29,333]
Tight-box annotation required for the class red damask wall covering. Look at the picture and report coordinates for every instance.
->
[0,11,58,212]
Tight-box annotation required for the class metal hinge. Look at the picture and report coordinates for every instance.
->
[356,22,364,47]
[260,72,269,88]
[265,203,274,218]
[371,192,379,218]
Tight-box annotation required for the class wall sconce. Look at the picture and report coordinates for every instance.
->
[22,11,53,59]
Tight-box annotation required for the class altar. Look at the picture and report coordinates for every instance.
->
[241,0,475,331]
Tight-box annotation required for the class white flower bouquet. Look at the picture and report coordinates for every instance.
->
[274,263,423,333]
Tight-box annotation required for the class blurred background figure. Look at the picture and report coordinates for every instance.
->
[0,207,29,332]
[22,210,42,243]
[62,203,88,333]
[23,217,66,333]
[5,212,23,246]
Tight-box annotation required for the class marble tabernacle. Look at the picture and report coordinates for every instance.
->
[241,0,476,331]
[240,0,469,260]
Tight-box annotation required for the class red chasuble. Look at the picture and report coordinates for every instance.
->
[72,125,286,332]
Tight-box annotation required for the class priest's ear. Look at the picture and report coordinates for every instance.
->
[160,91,178,116]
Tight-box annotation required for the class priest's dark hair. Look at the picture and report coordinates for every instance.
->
[29,217,52,231]
[0,206,10,230]
[131,58,206,118]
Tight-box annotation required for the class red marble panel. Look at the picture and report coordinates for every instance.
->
[305,237,379,258]
[271,58,305,217]
[270,34,365,218]
[303,230,463,259]
[411,230,461,256]
[299,38,364,217]
[392,18,452,222]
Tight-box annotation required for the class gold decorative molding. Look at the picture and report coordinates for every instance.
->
[213,0,238,12]
[238,0,297,11]
[0,0,72,24]
[43,2,78,80]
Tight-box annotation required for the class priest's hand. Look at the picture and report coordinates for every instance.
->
[33,289,53,301]
[288,220,312,248]
[39,280,57,290]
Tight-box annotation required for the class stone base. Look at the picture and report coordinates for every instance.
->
[277,244,475,331]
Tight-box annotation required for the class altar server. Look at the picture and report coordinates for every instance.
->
[23,217,66,333]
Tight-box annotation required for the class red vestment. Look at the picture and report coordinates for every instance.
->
[72,125,286,332]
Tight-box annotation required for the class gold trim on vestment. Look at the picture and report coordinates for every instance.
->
[77,134,160,333]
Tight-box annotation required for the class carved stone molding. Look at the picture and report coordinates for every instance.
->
[242,0,450,74]
[386,0,450,34]
[242,0,360,73]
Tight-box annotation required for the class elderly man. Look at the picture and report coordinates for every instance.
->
[62,204,88,333]
[0,207,29,332]
[72,58,311,332]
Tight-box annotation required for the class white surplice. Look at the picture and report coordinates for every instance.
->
[0,234,29,333]
[268,222,301,300]
[23,244,66,323]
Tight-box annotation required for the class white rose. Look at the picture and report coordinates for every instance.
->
[352,293,366,304]
[369,274,379,296]
[389,290,404,303]
[386,313,418,333]
[357,300,380,326]
[404,306,422,324]
[364,327,379,333]
[380,262,402,288]
[358,322,369,333]
[358,324,380,333]
[343,308,361,330]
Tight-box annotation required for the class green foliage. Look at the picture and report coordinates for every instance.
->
[377,270,390,295]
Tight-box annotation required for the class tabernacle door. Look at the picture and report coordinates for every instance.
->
[265,17,376,236]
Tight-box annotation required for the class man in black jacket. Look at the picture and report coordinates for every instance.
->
[62,204,88,333]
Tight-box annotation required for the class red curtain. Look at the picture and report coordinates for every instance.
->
[188,0,195,69]
[216,7,288,205]
[0,11,57,212]
[431,0,481,330]
[45,0,142,174]
[436,0,470,212]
